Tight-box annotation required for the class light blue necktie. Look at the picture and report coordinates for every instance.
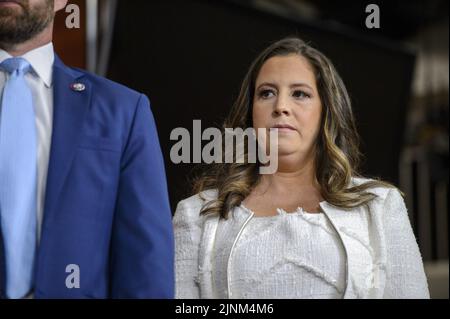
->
[0,57,37,299]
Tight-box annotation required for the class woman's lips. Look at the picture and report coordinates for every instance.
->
[270,124,297,132]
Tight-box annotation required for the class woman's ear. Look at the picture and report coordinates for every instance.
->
[54,0,69,12]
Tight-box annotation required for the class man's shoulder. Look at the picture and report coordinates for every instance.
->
[70,67,144,102]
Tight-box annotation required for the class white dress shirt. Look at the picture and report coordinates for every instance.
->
[0,43,54,242]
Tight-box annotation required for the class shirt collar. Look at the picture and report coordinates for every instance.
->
[0,42,55,88]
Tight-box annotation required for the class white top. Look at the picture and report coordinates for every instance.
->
[0,43,54,242]
[174,178,430,299]
[213,205,346,299]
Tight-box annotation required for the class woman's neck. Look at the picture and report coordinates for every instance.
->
[260,149,318,189]
[244,150,324,215]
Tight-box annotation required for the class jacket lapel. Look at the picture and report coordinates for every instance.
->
[202,208,253,298]
[320,202,354,298]
[197,214,219,299]
[42,55,91,222]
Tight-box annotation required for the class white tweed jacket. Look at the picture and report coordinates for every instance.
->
[173,178,430,299]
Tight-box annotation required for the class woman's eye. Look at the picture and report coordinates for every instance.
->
[259,89,275,99]
[292,90,310,99]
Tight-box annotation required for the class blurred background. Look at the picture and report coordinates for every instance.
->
[53,0,448,298]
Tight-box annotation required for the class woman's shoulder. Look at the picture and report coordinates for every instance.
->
[176,189,218,211]
[350,176,407,218]
[350,176,399,201]
[173,189,218,223]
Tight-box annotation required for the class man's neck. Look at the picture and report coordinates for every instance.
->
[0,23,53,57]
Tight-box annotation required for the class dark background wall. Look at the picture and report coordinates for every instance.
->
[107,0,415,210]
[54,0,86,68]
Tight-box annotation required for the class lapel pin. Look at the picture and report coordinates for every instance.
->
[70,82,86,92]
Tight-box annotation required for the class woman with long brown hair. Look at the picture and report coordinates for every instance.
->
[174,37,429,299]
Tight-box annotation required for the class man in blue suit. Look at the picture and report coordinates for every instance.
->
[0,0,174,298]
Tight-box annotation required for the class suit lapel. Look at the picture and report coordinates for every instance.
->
[42,56,91,222]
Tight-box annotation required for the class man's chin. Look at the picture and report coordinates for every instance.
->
[0,19,27,45]
[0,15,22,29]
[0,11,24,25]
[0,0,54,46]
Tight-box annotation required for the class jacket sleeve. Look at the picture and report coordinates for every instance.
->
[110,94,174,298]
[382,188,430,298]
[173,199,202,299]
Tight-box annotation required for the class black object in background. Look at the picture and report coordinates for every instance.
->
[108,0,415,210]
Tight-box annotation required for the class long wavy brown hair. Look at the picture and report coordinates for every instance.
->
[193,37,396,218]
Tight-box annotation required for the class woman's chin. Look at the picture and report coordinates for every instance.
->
[276,146,298,156]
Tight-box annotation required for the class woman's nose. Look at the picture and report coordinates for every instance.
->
[273,96,291,116]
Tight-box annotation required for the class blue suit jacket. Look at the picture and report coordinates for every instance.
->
[0,56,174,298]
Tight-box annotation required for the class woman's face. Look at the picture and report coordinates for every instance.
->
[252,54,322,160]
